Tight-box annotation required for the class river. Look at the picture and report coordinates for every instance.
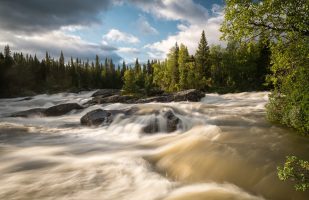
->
[0,91,308,200]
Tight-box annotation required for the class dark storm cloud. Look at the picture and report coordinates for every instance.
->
[0,0,113,33]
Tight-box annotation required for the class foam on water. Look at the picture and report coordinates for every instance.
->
[0,91,308,200]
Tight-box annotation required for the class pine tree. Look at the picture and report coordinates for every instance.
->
[195,30,210,89]
[134,58,141,74]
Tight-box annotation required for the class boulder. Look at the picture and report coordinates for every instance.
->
[10,108,46,117]
[91,89,120,97]
[143,110,181,134]
[164,110,181,132]
[80,107,139,126]
[80,109,113,126]
[44,103,83,116]
[173,89,205,102]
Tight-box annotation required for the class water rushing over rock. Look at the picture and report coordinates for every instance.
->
[0,91,308,200]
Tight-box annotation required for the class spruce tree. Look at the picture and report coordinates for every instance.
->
[195,30,210,89]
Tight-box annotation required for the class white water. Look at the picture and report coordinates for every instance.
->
[0,91,308,200]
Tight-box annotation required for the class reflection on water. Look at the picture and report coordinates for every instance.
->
[0,91,308,200]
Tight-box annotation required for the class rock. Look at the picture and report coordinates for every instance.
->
[91,89,120,97]
[10,108,46,117]
[143,118,159,133]
[85,89,204,105]
[143,110,181,134]
[44,103,83,116]
[173,89,205,102]
[135,95,173,103]
[85,94,136,105]
[163,110,181,132]
[80,109,113,126]
[80,107,139,126]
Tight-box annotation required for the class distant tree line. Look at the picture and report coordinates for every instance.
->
[0,30,271,98]
[0,47,127,97]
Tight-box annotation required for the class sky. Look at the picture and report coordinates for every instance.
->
[0,0,225,63]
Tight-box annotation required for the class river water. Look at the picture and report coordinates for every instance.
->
[0,91,308,200]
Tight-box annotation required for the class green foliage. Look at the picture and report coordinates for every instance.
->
[278,156,309,191]
[122,69,137,94]
[0,47,124,97]
[222,0,309,135]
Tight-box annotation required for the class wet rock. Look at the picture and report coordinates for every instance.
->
[143,110,181,134]
[91,89,120,97]
[164,110,181,132]
[80,107,139,126]
[173,89,205,102]
[85,89,204,105]
[143,118,159,133]
[10,108,46,117]
[85,94,136,105]
[135,95,173,103]
[44,103,83,116]
[80,109,113,126]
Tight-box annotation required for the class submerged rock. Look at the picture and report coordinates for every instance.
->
[10,103,83,117]
[44,103,83,116]
[143,110,181,134]
[135,95,173,103]
[10,108,46,117]
[85,94,136,105]
[80,109,113,126]
[80,107,139,126]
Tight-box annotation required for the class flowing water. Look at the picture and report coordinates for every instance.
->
[0,91,308,200]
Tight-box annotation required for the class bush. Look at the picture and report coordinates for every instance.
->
[278,156,309,191]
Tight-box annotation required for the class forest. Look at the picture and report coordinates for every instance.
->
[0,31,271,97]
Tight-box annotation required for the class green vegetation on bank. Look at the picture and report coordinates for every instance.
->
[221,0,309,191]
[278,156,309,191]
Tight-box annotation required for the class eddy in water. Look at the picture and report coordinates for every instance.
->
[0,91,308,200]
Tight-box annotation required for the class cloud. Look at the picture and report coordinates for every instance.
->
[0,0,115,33]
[0,29,121,62]
[128,0,209,24]
[136,15,158,35]
[118,47,140,54]
[143,3,225,59]
[103,29,140,44]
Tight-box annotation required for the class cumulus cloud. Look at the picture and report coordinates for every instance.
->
[143,2,225,59]
[128,0,209,24]
[103,29,140,44]
[118,47,140,54]
[136,15,158,35]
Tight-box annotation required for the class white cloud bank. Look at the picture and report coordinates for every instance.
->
[103,29,140,44]
[138,2,225,59]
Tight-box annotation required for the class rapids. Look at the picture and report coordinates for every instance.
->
[0,91,308,200]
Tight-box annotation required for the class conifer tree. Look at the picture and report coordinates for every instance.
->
[195,30,210,89]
